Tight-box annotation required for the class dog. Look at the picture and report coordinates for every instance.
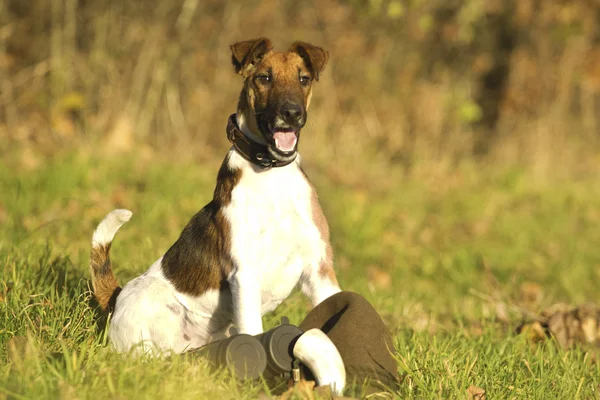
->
[90,37,341,354]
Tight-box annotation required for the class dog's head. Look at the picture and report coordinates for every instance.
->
[231,37,328,162]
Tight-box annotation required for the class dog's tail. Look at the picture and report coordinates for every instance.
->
[90,209,132,311]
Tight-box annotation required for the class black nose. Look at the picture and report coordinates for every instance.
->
[281,103,304,125]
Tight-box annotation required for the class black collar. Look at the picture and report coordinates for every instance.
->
[226,113,296,169]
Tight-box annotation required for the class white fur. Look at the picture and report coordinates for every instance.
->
[293,329,346,394]
[225,150,340,334]
[108,257,231,354]
[106,148,340,354]
[92,209,132,246]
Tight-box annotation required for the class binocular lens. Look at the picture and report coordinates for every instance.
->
[255,324,303,377]
[189,334,267,380]
[188,321,303,380]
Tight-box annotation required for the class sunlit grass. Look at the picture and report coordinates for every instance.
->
[1,150,599,399]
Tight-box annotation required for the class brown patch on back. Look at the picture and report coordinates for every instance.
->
[161,154,242,296]
[302,170,338,285]
[90,242,121,311]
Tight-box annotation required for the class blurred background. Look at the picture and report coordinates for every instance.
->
[1,0,599,179]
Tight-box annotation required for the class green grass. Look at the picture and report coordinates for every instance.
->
[1,149,599,399]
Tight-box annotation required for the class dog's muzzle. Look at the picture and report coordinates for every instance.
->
[266,103,305,159]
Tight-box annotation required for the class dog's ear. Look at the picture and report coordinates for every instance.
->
[231,37,273,76]
[290,41,329,81]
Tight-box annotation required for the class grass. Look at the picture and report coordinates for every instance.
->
[1,148,600,399]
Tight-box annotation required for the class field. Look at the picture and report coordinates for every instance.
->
[1,147,599,399]
[2,0,600,398]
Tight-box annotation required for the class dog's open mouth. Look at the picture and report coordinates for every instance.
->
[272,130,298,153]
[256,117,301,161]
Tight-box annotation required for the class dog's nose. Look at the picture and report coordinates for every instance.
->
[281,103,304,126]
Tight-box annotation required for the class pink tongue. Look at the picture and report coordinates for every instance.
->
[273,131,297,152]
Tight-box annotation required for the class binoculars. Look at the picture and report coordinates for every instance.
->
[189,317,303,380]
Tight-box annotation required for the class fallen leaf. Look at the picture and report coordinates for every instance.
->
[546,305,598,348]
[466,385,486,400]
[519,304,600,349]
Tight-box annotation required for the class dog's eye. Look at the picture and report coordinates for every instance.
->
[256,75,271,84]
[299,75,310,86]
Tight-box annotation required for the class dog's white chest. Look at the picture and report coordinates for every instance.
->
[224,152,324,313]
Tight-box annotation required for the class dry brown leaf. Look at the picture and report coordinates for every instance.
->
[518,304,600,349]
[547,304,600,348]
[466,385,486,400]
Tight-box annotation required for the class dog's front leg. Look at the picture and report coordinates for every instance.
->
[228,270,263,335]
[300,262,341,307]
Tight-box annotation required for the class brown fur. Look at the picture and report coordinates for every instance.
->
[90,242,121,311]
[305,173,338,284]
[289,41,329,82]
[231,38,328,139]
[161,155,242,296]
[243,51,314,110]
